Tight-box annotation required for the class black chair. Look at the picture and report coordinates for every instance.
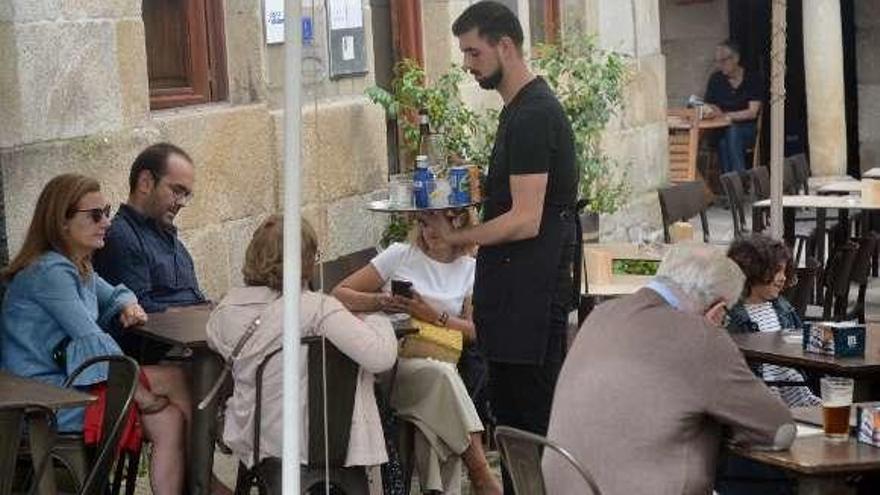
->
[788,153,811,195]
[805,241,859,321]
[719,172,750,238]
[748,166,770,200]
[2,404,57,495]
[234,338,366,495]
[657,181,710,243]
[494,426,602,495]
[846,233,879,323]
[311,247,379,294]
[781,257,820,320]
[21,355,140,495]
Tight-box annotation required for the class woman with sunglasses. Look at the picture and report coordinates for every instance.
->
[1,174,186,494]
[333,210,502,495]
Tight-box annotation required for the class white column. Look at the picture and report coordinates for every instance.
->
[803,0,848,176]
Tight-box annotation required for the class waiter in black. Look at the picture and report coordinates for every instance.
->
[428,2,578,492]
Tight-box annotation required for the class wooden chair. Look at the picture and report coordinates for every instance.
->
[805,241,858,321]
[657,181,710,243]
[846,233,879,323]
[668,118,700,184]
[746,107,764,169]
[781,257,820,319]
[494,426,602,495]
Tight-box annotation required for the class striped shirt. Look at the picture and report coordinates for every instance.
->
[744,302,821,407]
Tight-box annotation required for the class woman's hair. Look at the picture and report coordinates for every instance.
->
[242,214,319,291]
[726,234,795,297]
[3,174,101,281]
[408,208,477,256]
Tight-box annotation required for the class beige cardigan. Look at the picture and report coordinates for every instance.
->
[206,286,397,468]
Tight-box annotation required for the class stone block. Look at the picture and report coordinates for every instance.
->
[152,104,278,231]
[861,141,880,170]
[620,53,667,129]
[0,0,61,23]
[115,19,149,125]
[634,0,661,56]
[60,0,140,19]
[857,28,880,85]
[662,38,717,106]
[601,121,668,195]
[597,0,635,55]
[1,126,160,254]
[659,0,728,41]
[324,191,388,260]
[180,222,228,301]
[598,190,663,242]
[298,98,388,203]
[0,20,126,147]
[422,0,457,81]
[223,0,268,105]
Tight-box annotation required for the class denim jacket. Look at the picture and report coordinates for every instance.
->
[0,251,133,431]
[726,296,802,334]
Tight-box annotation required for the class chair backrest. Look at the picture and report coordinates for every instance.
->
[311,247,379,294]
[750,106,765,168]
[62,355,139,495]
[304,337,359,468]
[657,180,710,243]
[494,426,602,495]
[748,166,770,200]
[820,241,859,321]
[847,234,879,322]
[781,257,820,319]
[667,121,699,183]
[719,172,748,238]
[0,403,58,495]
[783,156,808,195]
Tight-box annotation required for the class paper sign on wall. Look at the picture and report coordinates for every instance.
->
[328,0,364,30]
[265,0,284,44]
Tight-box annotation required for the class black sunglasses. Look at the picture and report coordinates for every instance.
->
[73,204,112,223]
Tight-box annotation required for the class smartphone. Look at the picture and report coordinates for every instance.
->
[391,279,413,298]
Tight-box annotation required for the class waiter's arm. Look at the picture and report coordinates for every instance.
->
[445,173,547,247]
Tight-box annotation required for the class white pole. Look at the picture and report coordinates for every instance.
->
[769,0,786,239]
[282,0,303,492]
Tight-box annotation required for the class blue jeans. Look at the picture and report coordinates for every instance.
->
[718,121,757,173]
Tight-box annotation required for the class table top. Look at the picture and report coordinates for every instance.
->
[666,108,731,129]
[0,372,95,409]
[730,434,880,475]
[753,194,880,210]
[731,328,880,376]
[864,168,880,179]
[791,405,859,428]
[583,274,653,297]
[817,181,863,195]
[133,304,213,348]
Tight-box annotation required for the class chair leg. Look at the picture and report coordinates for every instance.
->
[124,450,140,495]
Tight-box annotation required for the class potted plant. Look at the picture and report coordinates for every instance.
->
[532,32,631,240]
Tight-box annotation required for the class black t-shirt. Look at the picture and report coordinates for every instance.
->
[473,77,577,364]
[704,70,764,115]
[483,77,577,223]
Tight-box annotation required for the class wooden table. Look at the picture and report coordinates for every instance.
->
[0,372,95,495]
[731,328,880,399]
[753,195,880,262]
[667,108,730,184]
[132,305,219,495]
[863,168,880,179]
[582,243,668,297]
[817,181,863,195]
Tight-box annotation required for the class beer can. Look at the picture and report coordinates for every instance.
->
[449,166,471,205]
[467,165,482,202]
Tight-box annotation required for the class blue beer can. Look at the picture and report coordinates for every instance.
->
[448,166,471,205]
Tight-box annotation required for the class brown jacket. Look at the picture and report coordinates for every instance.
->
[543,288,793,495]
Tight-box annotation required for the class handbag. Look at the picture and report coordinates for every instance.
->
[398,318,463,364]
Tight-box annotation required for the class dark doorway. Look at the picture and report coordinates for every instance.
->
[728,0,859,175]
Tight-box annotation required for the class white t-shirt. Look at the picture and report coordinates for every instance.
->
[370,243,475,316]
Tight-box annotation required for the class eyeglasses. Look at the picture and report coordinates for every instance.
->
[73,204,112,223]
[168,183,194,205]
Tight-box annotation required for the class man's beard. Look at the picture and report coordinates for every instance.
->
[477,67,503,90]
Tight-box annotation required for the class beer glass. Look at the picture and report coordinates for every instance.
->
[820,377,854,440]
[389,174,412,208]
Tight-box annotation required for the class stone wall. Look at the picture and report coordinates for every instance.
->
[857,1,880,170]
[659,0,728,107]
[0,0,389,300]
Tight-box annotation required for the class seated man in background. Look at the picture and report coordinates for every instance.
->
[543,243,795,495]
[94,142,206,361]
[704,39,763,173]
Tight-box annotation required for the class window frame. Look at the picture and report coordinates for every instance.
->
[145,0,228,110]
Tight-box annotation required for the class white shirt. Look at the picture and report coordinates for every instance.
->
[371,243,475,316]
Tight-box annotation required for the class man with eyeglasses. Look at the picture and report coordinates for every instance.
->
[703,39,764,174]
[94,142,207,362]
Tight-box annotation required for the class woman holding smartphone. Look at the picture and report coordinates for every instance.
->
[333,209,500,495]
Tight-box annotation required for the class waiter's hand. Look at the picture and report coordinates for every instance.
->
[119,302,148,328]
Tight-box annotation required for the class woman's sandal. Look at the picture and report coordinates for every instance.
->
[139,395,170,415]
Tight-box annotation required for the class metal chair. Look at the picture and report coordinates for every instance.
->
[781,257,821,320]
[234,338,367,495]
[846,233,879,322]
[719,172,750,238]
[311,247,379,294]
[805,241,859,321]
[1,404,57,495]
[657,180,710,243]
[494,426,601,495]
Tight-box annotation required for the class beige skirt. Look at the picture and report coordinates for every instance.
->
[391,357,483,493]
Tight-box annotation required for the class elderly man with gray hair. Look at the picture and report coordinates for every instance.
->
[543,243,795,495]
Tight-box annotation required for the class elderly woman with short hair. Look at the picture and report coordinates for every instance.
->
[725,234,820,407]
